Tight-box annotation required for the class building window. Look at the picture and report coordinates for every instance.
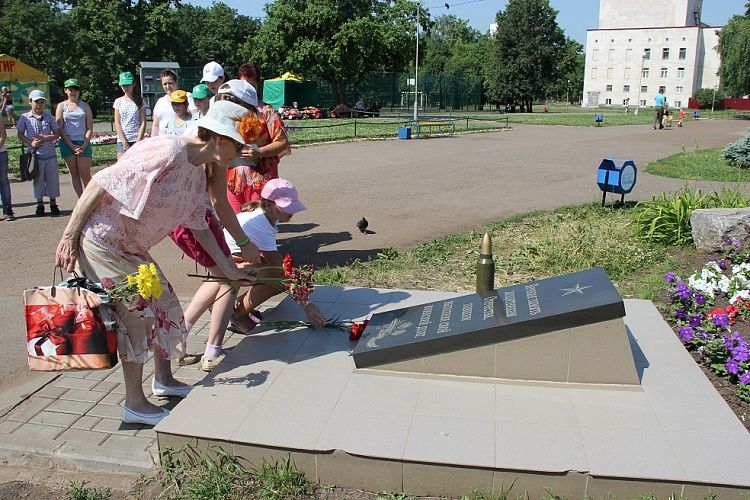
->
[676,86,684,93]
[625,48,632,60]
[677,67,685,78]
[679,47,687,59]
[641,85,648,93]
[661,67,668,78]
[592,49,599,61]
[606,84,613,91]
[642,67,650,78]
[624,67,631,78]
[674,100,682,108]
[640,99,647,106]
[591,67,598,79]
[606,67,613,78]
[623,84,630,92]
[608,49,615,60]
[659,85,666,93]
[605,98,612,105]
[662,48,669,59]
[643,48,651,59]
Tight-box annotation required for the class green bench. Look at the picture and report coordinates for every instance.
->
[405,118,456,138]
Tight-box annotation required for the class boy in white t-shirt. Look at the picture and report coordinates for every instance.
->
[224,178,325,334]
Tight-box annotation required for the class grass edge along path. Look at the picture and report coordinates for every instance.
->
[646,147,750,182]
[314,202,684,302]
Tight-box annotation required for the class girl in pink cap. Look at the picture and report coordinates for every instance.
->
[226,179,324,340]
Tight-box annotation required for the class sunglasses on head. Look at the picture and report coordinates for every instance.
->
[216,92,255,111]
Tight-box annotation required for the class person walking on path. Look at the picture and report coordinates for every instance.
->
[653,89,667,130]
[17,90,61,217]
[54,100,256,426]
[678,108,685,128]
[1,87,16,128]
[229,179,325,335]
[0,114,13,220]
[113,72,146,159]
[56,78,93,198]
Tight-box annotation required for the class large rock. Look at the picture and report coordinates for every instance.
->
[691,208,750,251]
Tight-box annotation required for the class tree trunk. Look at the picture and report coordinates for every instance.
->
[329,78,348,106]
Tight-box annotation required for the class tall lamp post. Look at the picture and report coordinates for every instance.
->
[566,79,570,110]
[634,53,646,117]
[413,0,420,121]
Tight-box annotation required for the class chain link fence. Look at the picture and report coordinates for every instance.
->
[173,69,483,112]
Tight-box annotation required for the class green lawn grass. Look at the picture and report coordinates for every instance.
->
[645,147,750,182]
[315,203,682,301]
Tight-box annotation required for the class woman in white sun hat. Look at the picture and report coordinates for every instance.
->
[55,100,260,426]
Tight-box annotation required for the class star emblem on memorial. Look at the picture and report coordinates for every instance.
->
[560,283,593,296]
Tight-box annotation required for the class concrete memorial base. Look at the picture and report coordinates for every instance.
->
[155,287,750,498]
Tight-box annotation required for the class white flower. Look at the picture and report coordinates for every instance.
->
[718,275,731,293]
[730,290,750,304]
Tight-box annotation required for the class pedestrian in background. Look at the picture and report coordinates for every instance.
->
[0,113,13,220]
[17,90,61,216]
[113,71,146,159]
[1,87,16,128]
[56,78,93,198]
[653,88,667,130]
[678,108,685,127]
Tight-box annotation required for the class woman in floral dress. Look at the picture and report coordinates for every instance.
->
[55,100,258,426]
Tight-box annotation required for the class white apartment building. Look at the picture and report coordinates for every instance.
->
[582,0,721,109]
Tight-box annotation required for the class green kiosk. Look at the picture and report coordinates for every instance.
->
[262,72,318,110]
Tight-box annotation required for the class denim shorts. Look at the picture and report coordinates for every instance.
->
[115,141,135,154]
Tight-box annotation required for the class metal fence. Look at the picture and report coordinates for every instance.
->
[174,69,483,111]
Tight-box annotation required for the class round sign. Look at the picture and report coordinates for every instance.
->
[620,164,636,192]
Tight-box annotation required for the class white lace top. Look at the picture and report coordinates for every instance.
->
[82,136,209,258]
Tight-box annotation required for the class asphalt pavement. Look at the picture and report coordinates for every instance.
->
[1,119,748,400]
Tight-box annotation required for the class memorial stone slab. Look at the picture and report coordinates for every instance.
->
[353,268,638,384]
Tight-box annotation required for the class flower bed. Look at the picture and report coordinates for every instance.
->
[664,238,750,421]
[90,133,117,145]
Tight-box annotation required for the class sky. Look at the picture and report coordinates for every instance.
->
[185,0,747,44]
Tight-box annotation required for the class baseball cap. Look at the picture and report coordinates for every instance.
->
[261,179,306,215]
[28,90,46,101]
[194,100,249,145]
[201,61,225,83]
[191,83,211,99]
[217,79,257,108]
[169,89,188,103]
[119,71,134,86]
[64,78,80,88]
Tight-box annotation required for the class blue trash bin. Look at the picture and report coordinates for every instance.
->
[597,158,637,206]
[398,127,412,140]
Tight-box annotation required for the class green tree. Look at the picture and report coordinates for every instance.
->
[717,14,750,97]
[172,3,260,69]
[0,0,71,101]
[546,38,584,104]
[422,15,482,76]
[485,0,566,112]
[243,0,416,105]
[64,0,183,113]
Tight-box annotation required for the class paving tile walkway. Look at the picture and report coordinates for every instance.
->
[0,301,255,473]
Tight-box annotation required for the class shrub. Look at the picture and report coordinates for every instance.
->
[722,134,750,169]
[692,88,725,110]
[632,187,750,245]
